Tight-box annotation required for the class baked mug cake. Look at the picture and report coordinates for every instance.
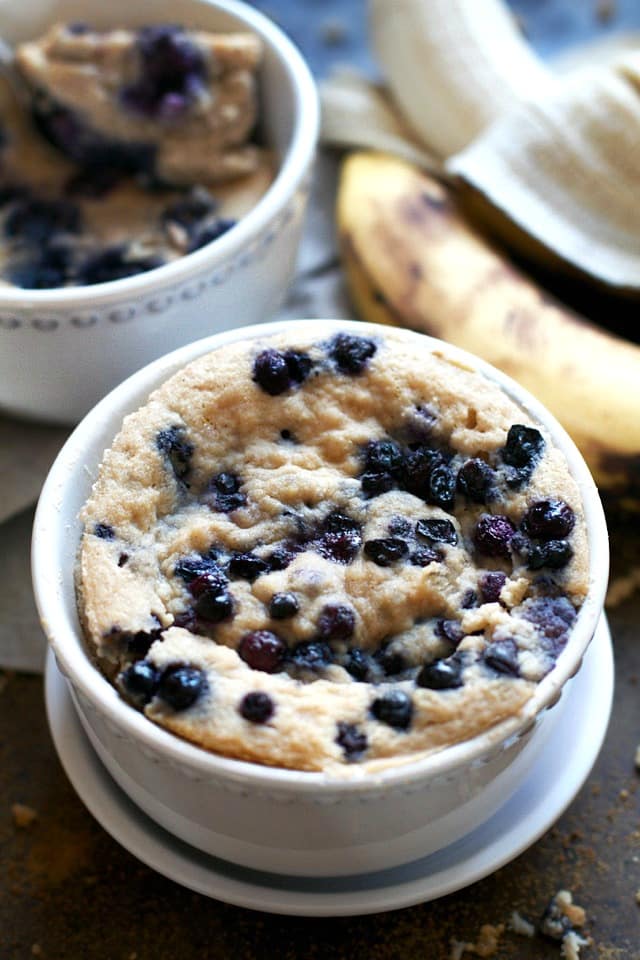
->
[76,326,589,774]
[0,22,272,288]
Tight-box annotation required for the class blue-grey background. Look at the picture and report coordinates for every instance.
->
[248,0,640,77]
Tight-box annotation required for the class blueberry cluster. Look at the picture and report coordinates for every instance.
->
[120,659,207,710]
[120,25,207,121]
[252,335,378,397]
[0,188,168,287]
[162,188,235,252]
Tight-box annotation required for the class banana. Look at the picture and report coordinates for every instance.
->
[369,0,550,158]
[337,151,640,505]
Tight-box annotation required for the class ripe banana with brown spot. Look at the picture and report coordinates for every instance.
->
[337,151,640,506]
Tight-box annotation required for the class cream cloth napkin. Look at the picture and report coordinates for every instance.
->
[321,0,640,291]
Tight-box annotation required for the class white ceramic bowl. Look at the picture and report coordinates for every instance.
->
[0,0,318,425]
[32,319,609,877]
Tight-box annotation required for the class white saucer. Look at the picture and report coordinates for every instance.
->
[45,615,613,917]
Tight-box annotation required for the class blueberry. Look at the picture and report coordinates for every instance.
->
[473,514,515,558]
[288,641,334,670]
[364,538,409,566]
[484,639,520,676]
[415,517,457,545]
[345,648,372,682]
[156,426,193,482]
[264,544,299,571]
[416,657,463,690]
[119,660,160,704]
[67,21,90,34]
[527,540,573,571]
[194,589,234,624]
[501,424,545,487]
[93,522,114,540]
[172,610,197,631]
[328,333,377,374]
[121,25,206,120]
[283,350,313,384]
[252,348,313,395]
[336,722,368,760]
[402,446,455,508]
[522,499,575,541]
[388,516,412,536]
[8,241,74,289]
[374,646,406,676]
[521,595,576,646]
[457,458,495,503]
[425,461,456,510]
[315,512,362,564]
[76,245,164,285]
[401,445,440,498]
[4,197,81,242]
[362,439,403,476]
[109,623,163,659]
[239,631,286,673]
[370,690,413,730]
[228,552,269,582]
[269,592,299,619]
[434,620,464,646]
[461,589,478,608]
[479,571,507,604]
[162,189,217,231]
[317,603,356,641]
[360,471,396,497]
[157,662,207,710]
[206,472,246,513]
[188,218,236,252]
[409,546,443,566]
[239,691,274,724]
[174,552,222,585]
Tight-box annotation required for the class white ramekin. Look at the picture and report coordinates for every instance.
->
[32,319,609,877]
[0,0,318,425]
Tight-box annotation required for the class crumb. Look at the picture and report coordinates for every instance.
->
[31,946,42,957]
[449,925,504,957]
[595,0,616,23]
[541,890,587,941]
[591,783,601,796]
[635,745,640,771]
[12,803,38,829]
[320,18,348,46]
[561,930,591,959]
[557,890,586,927]
[636,889,640,905]
[128,953,138,960]
[509,911,535,937]
[619,788,630,801]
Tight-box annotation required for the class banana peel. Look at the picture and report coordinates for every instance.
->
[338,151,640,506]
